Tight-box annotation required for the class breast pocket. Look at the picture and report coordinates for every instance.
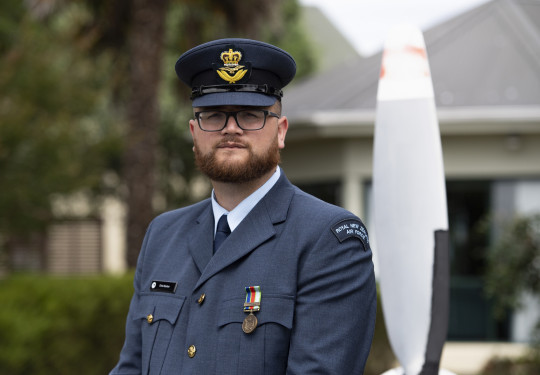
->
[134,293,186,375]
[216,295,294,375]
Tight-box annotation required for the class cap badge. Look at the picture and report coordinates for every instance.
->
[216,48,250,84]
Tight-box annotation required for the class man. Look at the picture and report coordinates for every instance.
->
[111,38,376,375]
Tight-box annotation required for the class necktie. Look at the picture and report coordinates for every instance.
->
[214,214,231,253]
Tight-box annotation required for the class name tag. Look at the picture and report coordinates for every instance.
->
[150,280,177,293]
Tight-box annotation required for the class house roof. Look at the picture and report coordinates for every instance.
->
[284,0,540,134]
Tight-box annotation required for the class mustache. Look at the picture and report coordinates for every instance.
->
[214,136,249,148]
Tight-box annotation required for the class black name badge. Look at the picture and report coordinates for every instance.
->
[150,280,177,293]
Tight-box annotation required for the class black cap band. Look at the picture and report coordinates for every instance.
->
[191,84,283,100]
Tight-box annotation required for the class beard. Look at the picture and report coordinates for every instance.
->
[194,136,281,183]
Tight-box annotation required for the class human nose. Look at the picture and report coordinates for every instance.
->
[221,113,243,134]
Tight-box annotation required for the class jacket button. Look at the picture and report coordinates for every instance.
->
[187,345,196,358]
[197,293,206,305]
[146,314,153,324]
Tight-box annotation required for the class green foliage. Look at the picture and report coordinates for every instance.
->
[483,214,540,367]
[258,0,316,80]
[484,214,540,319]
[0,2,123,236]
[0,0,25,53]
[0,273,133,375]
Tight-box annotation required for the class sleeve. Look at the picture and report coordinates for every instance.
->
[286,215,377,375]
[109,221,155,375]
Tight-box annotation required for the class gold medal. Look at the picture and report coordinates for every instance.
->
[242,312,258,334]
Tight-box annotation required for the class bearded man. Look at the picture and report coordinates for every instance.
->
[110,38,376,375]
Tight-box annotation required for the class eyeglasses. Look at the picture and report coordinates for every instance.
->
[194,109,280,132]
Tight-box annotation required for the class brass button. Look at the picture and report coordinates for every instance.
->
[146,314,153,324]
[197,293,206,305]
[187,345,196,358]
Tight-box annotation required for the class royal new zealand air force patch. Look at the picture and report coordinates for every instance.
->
[331,219,370,251]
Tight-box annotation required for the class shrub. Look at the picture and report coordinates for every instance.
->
[485,214,540,321]
[0,273,133,375]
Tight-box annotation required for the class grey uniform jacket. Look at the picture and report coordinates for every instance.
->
[110,173,376,375]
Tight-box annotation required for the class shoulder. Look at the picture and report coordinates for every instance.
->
[289,186,371,251]
[149,198,211,231]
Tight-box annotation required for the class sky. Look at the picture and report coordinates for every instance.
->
[299,0,492,56]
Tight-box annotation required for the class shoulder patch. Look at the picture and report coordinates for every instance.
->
[331,219,370,251]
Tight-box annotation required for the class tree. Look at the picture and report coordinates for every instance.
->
[485,214,540,340]
[0,0,123,269]
[122,0,169,267]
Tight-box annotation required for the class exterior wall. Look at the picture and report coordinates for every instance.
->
[101,196,127,274]
[282,133,540,213]
[281,139,349,182]
[281,137,373,217]
[48,194,128,274]
[47,220,102,274]
[442,134,540,178]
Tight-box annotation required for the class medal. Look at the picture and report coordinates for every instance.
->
[242,286,261,334]
[242,312,258,333]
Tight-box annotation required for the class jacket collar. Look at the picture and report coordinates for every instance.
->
[188,172,295,289]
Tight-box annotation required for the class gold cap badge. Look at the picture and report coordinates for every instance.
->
[216,48,249,84]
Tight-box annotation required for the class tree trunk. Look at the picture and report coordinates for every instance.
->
[124,0,168,268]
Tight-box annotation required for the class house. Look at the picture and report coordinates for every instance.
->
[281,0,540,346]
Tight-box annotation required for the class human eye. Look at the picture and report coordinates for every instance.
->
[202,111,224,121]
[238,110,264,121]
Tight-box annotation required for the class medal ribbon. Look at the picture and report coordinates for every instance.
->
[244,286,261,312]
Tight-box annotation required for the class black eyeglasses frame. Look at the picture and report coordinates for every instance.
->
[194,110,280,132]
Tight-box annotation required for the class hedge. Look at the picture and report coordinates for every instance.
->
[0,274,394,374]
[0,274,133,375]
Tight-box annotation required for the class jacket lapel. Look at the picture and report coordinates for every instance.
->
[187,203,214,274]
